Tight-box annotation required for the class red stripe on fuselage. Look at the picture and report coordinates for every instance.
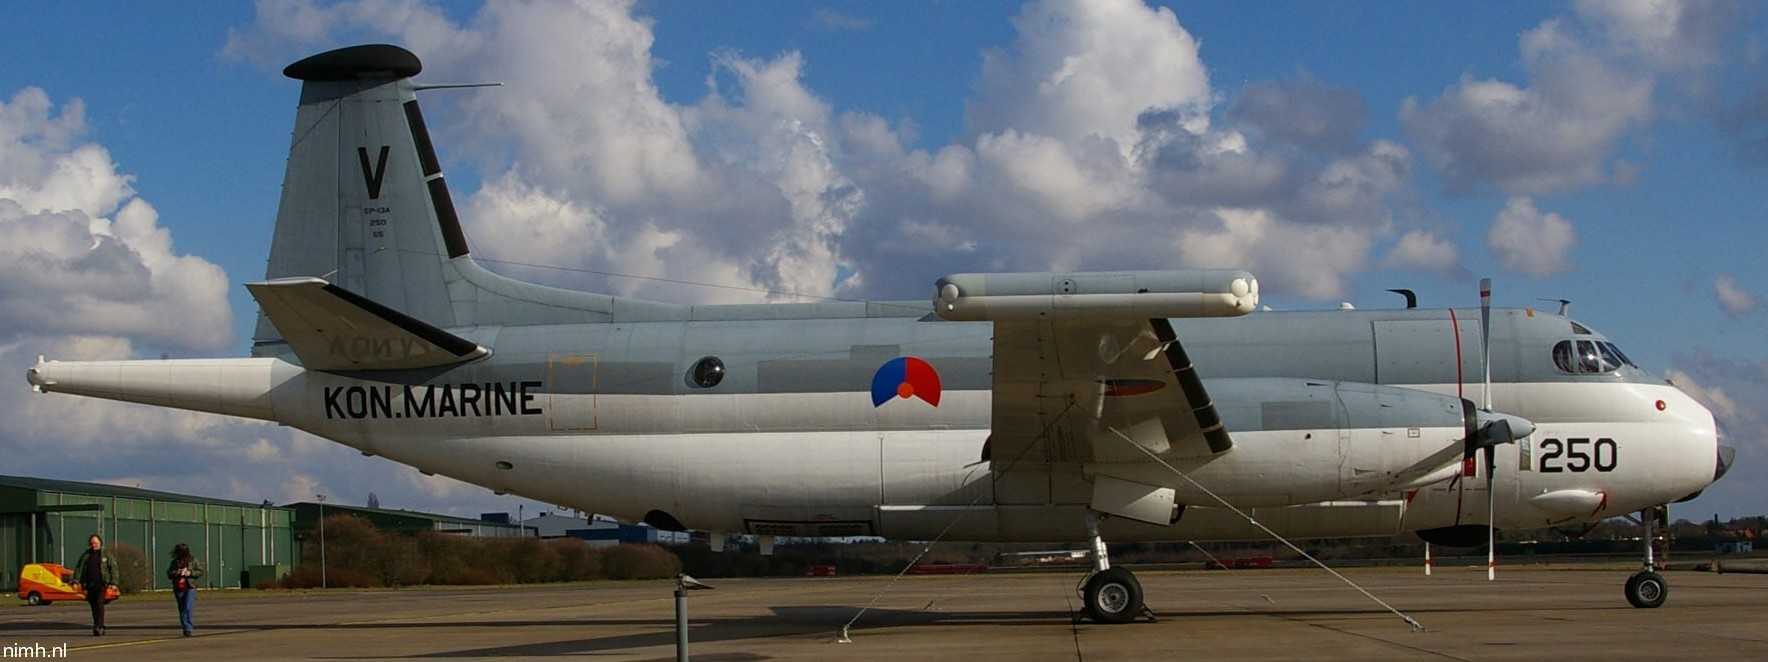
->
[1449,309,1464,401]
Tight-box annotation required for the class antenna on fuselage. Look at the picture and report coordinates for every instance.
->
[1387,289,1418,309]
[1538,298,1571,316]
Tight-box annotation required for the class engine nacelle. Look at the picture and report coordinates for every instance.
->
[933,269,1258,322]
[1214,378,1472,500]
[1097,378,1475,507]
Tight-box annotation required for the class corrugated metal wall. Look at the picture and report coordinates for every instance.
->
[4,489,293,591]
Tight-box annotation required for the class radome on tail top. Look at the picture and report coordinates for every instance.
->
[28,44,1730,622]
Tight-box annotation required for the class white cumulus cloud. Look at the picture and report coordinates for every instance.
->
[1715,274,1758,316]
[1486,197,1577,277]
[1384,229,1462,273]
[0,88,233,352]
[968,0,1211,155]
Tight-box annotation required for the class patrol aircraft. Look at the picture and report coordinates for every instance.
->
[26,45,1732,623]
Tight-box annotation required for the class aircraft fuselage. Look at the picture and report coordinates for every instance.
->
[36,304,1713,544]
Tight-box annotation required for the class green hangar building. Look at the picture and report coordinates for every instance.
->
[0,475,294,592]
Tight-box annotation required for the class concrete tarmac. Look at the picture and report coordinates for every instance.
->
[3,563,1766,660]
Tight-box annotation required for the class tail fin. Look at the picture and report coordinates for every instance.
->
[255,44,678,350]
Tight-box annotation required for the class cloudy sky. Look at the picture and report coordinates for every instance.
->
[2,0,1765,521]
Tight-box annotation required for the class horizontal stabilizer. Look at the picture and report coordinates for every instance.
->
[247,277,488,371]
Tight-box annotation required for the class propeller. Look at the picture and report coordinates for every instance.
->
[1453,406,1532,581]
[1471,277,1529,580]
[1479,278,1497,580]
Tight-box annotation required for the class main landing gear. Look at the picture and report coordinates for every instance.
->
[1623,504,1670,609]
[1077,512,1155,624]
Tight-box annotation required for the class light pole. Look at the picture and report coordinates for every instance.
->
[316,494,327,590]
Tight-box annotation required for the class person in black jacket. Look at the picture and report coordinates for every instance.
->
[165,543,205,636]
[73,534,117,636]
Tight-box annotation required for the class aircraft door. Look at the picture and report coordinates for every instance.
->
[546,354,598,431]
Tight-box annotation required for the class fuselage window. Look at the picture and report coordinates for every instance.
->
[1551,339,1633,374]
[687,356,725,388]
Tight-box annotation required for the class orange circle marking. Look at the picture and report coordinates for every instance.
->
[898,382,915,399]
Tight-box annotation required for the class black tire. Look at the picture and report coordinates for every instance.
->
[1083,567,1144,624]
[1625,571,1667,608]
[25,592,43,606]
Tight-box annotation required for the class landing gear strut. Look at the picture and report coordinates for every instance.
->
[1077,512,1153,624]
[1623,505,1670,609]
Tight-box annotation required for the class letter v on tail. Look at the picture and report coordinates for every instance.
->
[358,145,390,199]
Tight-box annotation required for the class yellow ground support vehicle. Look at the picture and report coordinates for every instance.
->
[16,563,119,606]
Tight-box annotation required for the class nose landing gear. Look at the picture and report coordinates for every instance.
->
[1623,505,1670,608]
[1624,570,1668,608]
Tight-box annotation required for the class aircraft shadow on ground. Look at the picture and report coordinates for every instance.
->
[5,599,1646,657]
[295,600,1646,659]
[297,605,1082,658]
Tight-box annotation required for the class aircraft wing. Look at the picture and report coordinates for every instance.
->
[989,316,1230,469]
[934,270,1256,525]
[247,277,489,371]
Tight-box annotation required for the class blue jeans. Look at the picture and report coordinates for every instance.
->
[174,589,195,633]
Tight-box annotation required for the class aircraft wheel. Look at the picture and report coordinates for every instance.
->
[1083,567,1143,624]
[1625,571,1667,608]
[26,592,43,606]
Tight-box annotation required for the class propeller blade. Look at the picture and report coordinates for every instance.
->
[1473,278,1503,581]
[1486,443,1498,581]
[1483,413,1518,581]
[1479,277,1492,409]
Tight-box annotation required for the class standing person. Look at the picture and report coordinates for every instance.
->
[73,534,116,636]
[165,543,205,637]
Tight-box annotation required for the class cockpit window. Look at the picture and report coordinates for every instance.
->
[1596,342,1628,370]
[1551,339,1637,374]
[1570,321,1592,335]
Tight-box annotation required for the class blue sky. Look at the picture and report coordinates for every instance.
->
[2,0,1765,521]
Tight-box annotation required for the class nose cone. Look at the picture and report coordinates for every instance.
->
[25,357,55,392]
[1665,385,1725,503]
[1485,410,1536,442]
[1464,406,1535,459]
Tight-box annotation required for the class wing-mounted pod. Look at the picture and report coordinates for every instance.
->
[933,270,1258,321]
